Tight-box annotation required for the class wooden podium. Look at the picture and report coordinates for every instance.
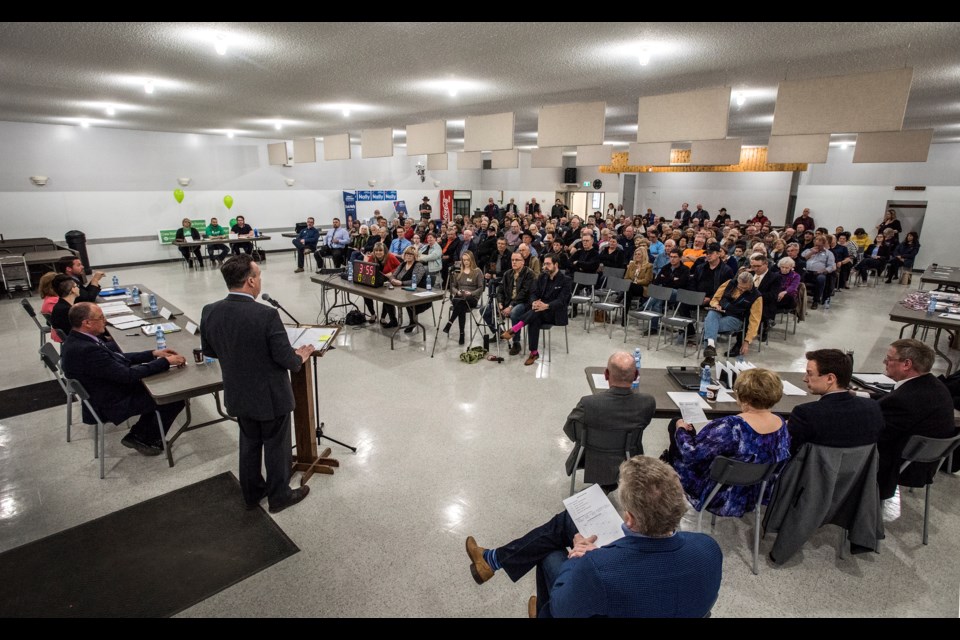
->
[289,325,342,485]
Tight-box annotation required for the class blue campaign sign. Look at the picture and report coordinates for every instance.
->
[385,190,397,200]
[343,191,356,205]
[357,191,372,201]
[394,201,408,216]
[373,190,385,200]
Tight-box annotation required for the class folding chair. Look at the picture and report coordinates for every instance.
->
[899,432,960,545]
[591,276,631,337]
[567,422,643,496]
[39,343,77,444]
[569,272,599,332]
[625,284,670,348]
[21,298,51,355]
[656,288,703,358]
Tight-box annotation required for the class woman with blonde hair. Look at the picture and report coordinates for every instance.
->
[444,251,485,345]
[624,247,653,317]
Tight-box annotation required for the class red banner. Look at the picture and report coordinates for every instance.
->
[439,190,454,223]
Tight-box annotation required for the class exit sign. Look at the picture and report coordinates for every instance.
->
[582,181,591,187]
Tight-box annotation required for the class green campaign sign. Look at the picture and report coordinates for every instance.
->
[158,219,208,245]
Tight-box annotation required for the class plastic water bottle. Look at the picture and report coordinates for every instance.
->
[927,296,937,316]
[632,348,641,391]
[149,294,159,315]
[411,273,419,289]
[699,365,711,398]
[426,274,432,291]
[155,328,166,351]
[347,261,354,281]
[111,275,119,288]
[253,227,260,238]
[131,287,141,304]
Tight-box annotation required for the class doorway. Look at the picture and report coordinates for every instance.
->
[568,191,605,220]
[885,200,926,240]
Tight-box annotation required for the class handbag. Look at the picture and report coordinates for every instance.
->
[899,271,912,285]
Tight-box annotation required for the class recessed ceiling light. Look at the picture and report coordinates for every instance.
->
[840,142,849,150]
[105,106,116,116]
[342,109,351,118]
[274,122,282,131]
[226,131,235,138]
[79,119,90,128]
[638,49,650,66]
[736,92,746,107]
[144,80,155,94]
[448,89,458,97]
[215,34,228,56]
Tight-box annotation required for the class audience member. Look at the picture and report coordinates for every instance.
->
[174,217,204,268]
[205,216,231,265]
[230,215,254,255]
[292,216,320,273]
[57,256,104,303]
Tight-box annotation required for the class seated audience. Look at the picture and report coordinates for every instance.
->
[292,216,320,273]
[500,254,571,366]
[830,233,854,290]
[440,228,462,287]
[801,235,835,309]
[665,368,791,518]
[464,456,722,618]
[388,247,432,333]
[855,230,895,283]
[624,247,653,315]
[775,257,801,312]
[883,231,920,283]
[699,270,763,364]
[443,251,484,345]
[749,253,781,341]
[486,252,536,356]
[318,217,351,268]
[362,243,401,327]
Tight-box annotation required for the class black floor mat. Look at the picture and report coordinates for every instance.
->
[0,472,299,617]
[0,379,66,420]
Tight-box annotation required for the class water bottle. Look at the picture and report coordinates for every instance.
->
[253,227,260,238]
[632,348,641,391]
[699,365,711,398]
[155,328,167,351]
[149,294,158,315]
[927,296,937,316]
[411,273,419,289]
[347,261,354,281]
[426,274,432,291]
[131,287,141,305]
[111,275,119,288]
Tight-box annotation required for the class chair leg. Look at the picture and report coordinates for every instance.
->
[839,527,848,559]
[923,484,931,545]
[753,503,763,575]
[564,325,569,354]
[697,484,724,532]
[66,394,73,443]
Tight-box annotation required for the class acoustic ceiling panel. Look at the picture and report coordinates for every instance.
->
[491,148,519,169]
[427,153,449,170]
[323,133,351,161]
[576,144,614,166]
[457,151,483,170]
[406,120,446,156]
[292,138,316,163]
[689,138,743,165]
[537,101,606,148]
[464,112,515,152]
[530,146,563,168]
[771,68,913,136]
[361,128,393,159]
[627,142,672,166]
[636,87,731,143]
[766,134,830,164]
[267,141,287,166]
[852,129,933,163]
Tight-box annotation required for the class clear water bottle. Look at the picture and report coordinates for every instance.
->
[347,261,354,281]
[699,365,711,398]
[632,348,641,391]
[111,275,119,288]
[149,294,159,315]
[426,274,432,291]
[927,296,937,316]
[411,273,419,289]
[155,328,166,351]
[131,287,141,305]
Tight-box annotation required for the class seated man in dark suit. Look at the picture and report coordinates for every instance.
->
[57,256,105,303]
[59,302,186,456]
[562,351,656,491]
[788,349,883,455]
[876,339,957,500]
[748,253,781,341]
[500,254,571,366]
[464,456,723,618]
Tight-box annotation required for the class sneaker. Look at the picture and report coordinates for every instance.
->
[700,355,716,369]
[294,268,304,273]
[702,345,717,359]
[823,298,831,310]
[810,301,819,310]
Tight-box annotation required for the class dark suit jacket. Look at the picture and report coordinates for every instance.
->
[877,374,957,499]
[533,271,572,326]
[787,392,883,455]
[200,293,304,421]
[70,275,101,303]
[754,269,782,321]
[564,387,656,485]
[60,331,169,425]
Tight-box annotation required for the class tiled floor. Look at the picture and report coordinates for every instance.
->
[1,260,957,617]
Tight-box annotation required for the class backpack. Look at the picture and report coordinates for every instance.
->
[344,310,366,325]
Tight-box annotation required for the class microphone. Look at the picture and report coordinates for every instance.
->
[261,293,300,327]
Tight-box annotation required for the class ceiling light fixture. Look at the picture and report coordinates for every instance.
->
[638,49,650,66]
[840,142,849,150]
[736,92,746,107]
[342,109,351,118]
[144,80,154,94]
[79,119,90,128]
[448,89,458,97]
[105,106,116,116]
[226,131,234,138]
[274,122,282,131]
[215,34,228,56]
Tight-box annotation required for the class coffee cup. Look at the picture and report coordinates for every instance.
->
[193,347,203,364]
[706,384,720,401]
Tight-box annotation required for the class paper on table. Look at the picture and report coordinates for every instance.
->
[285,327,337,350]
[781,380,807,396]
[716,388,736,403]
[592,373,609,390]
[853,373,895,385]
[562,484,625,549]
[113,319,148,330]
[678,401,709,425]
[106,314,144,326]
[939,313,960,320]
[667,392,711,410]
[159,307,173,319]
[412,290,438,297]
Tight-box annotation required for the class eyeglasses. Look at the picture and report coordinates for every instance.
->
[882,355,905,363]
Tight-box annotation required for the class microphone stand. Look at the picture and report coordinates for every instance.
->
[268,298,301,328]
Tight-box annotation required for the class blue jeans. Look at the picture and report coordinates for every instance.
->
[702,309,743,343]
[484,302,529,345]
[493,511,579,618]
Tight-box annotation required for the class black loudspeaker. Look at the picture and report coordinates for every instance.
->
[564,168,577,184]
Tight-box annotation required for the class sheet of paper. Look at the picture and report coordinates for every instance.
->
[184,321,199,335]
[853,373,895,385]
[412,290,438,297]
[285,327,338,350]
[667,392,711,410]
[106,314,144,326]
[716,388,736,403]
[714,360,727,383]
[141,323,180,335]
[781,380,807,396]
[99,302,133,316]
[113,319,148,330]
[562,484,625,549]
[159,306,173,319]
[939,313,960,320]
[592,373,609,390]
[678,400,709,425]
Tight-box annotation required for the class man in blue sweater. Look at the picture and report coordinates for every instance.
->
[465,456,723,618]
[292,217,320,273]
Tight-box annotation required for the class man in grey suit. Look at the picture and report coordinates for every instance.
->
[201,254,316,513]
[564,352,656,492]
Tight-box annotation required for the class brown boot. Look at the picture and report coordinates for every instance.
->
[465,536,494,585]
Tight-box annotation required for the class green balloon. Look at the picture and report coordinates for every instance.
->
[223,195,234,210]
[229,218,237,227]
[173,189,184,204]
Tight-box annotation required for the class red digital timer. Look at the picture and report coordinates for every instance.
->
[353,260,384,288]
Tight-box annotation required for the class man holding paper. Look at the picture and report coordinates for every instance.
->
[465,456,722,617]
[201,255,315,514]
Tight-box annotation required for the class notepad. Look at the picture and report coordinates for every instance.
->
[562,484,624,549]
[285,327,337,350]
[141,323,181,335]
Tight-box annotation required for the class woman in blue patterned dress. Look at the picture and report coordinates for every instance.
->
[664,368,792,518]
